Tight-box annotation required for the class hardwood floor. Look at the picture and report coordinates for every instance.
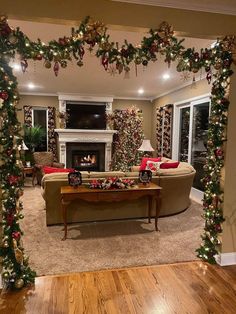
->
[1,261,236,314]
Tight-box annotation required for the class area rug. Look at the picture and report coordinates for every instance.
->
[21,185,204,276]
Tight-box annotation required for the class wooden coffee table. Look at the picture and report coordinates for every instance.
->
[60,182,162,240]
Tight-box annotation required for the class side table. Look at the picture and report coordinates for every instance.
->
[23,167,36,186]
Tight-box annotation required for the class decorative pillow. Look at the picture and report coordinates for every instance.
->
[146,160,161,172]
[160,161,180,169]
[43,166,74,174]
[139,157,161,171]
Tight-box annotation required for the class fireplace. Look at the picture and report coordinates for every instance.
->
[66,142,105,171]
[55,129,117,171]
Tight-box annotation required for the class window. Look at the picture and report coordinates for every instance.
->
[173,96,210,197]
[32,107,48,151]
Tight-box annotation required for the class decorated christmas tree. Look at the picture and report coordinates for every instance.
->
[110,107,144,171]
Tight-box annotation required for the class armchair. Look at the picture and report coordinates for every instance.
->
[33,152,64,184]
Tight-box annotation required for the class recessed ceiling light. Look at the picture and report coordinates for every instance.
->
[28,83,35,89]
[138,88,144,94]
[163,73,170,80]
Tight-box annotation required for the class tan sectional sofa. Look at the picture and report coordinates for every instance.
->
[41,160,196,226]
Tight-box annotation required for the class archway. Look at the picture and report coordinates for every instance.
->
[0,15,234,289]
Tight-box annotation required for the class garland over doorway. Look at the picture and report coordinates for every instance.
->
[0,15,235,289]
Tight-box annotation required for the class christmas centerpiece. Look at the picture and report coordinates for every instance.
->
[89,177,136,190]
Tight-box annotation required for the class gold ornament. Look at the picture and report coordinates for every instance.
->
[44,60,51,69]
[3,241,9,248]
[157,21,174,38]
[13,239,24,264]
[8,34,18,45]
[14,278,24,289]
[2,271,10,280]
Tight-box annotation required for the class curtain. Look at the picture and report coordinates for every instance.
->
[156,104,173,158]
[23,106,32,126]
[47,107,57,161]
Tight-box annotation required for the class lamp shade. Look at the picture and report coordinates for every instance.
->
[138,139,154,152]
[18,140,29,151]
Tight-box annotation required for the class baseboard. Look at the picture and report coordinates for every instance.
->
[215,252,236,266]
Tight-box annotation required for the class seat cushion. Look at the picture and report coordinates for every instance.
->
[43,166,74,174]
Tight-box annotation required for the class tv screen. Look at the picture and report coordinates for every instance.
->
[66,103,106,130]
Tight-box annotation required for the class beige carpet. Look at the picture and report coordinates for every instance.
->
[21,184,204,276]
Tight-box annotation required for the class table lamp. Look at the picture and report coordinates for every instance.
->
[138,139,154,157]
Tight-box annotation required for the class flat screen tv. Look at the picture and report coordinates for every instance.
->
[66,103,106,130]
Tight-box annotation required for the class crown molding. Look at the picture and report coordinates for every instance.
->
[111,0,236,16]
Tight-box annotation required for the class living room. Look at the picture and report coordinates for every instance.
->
[1,0,236,312]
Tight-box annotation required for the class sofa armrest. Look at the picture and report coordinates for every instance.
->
[52,162,65,168]
[34,164,43,170]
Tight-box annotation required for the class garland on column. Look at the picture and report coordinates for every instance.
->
[0,15,235,291]
[110,107,144,171]
[0,59,36,289]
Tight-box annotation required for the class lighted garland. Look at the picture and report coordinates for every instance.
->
[0,15,235,290]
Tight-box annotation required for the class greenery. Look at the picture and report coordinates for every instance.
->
[23,125,46,152]
[0,14,235,291]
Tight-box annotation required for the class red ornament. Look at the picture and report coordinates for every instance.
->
[12,231,21,240]
[20,59,28,73]
[101,56,109,70]
[8,175,19,185]
[7,214,14,226]
[215,224,222,232]
[0,90,8,100]
[53,61,60,76]
[58,37,66,46]
[0,22,12,37]
[206,71,212,84]
[215,148,223,159]
[79,46,85,59]
[35,54,43,61]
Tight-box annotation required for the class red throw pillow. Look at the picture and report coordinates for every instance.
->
[160,162,180,169]
[43,166,74,174]
[139,157,161,171]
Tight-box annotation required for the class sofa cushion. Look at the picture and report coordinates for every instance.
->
[43,166,74,174]
[160,161,180,169]
[140,157,161,171]
[88,171,125,178]
[156,166,193,176]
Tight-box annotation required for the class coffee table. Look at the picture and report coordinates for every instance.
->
[60,182,162,240]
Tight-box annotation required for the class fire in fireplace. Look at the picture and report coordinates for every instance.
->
[66,143,105,171]
[73,151,99,171]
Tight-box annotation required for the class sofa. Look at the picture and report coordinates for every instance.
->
[41,159,196,225]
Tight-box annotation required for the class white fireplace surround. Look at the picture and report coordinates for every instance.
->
[55,129,117,170]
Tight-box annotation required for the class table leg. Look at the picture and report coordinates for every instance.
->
[155,191,161,232]
[32,170,35,187]
[148,195,152,223]
[61,199,68,241]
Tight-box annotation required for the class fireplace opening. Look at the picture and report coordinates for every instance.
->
[66,142,105,171]
[72,151,99,171]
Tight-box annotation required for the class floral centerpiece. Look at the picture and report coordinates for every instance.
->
[89,177,136,190]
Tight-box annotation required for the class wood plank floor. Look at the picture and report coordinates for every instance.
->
[0,261,236,314]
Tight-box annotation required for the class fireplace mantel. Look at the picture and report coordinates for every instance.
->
[55,129,117,170]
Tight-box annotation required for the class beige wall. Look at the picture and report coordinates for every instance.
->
[152,79,211,149]
[113,99,153,141]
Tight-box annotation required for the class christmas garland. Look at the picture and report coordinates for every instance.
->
[89,177,136,190]
[0,15,235,290]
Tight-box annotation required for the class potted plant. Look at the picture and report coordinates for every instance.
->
[23,125,46,165]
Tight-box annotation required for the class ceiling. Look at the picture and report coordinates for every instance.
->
[10,19,213,100]
[111,0,236,16]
